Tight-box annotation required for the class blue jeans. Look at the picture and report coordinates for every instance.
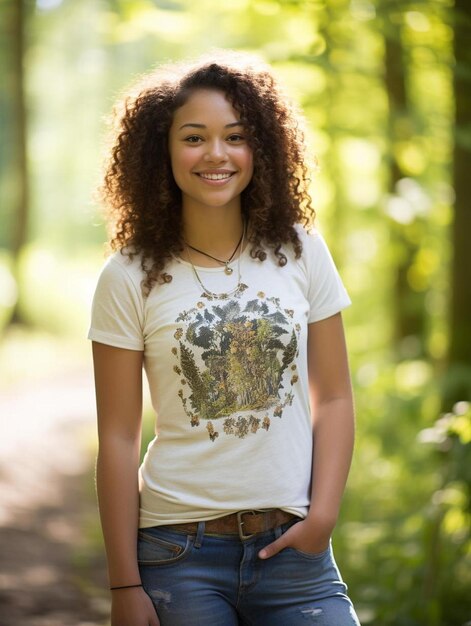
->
[137,518,360,625]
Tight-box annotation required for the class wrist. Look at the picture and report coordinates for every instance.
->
[110,583,142,591]
[306,506,338,530]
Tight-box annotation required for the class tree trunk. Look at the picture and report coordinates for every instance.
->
[445,0,471,405]
[383,12,426,355]
[8,0,29,326]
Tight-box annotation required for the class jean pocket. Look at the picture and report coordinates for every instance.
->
[284,542,332,561]
[137,527,194,566]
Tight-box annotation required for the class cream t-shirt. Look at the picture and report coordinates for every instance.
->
[88,225,351,528]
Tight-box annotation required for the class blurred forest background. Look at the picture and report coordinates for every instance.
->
[1,0,470,624]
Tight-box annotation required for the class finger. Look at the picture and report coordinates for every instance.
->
[150,606,160,626]
[258,535,287,559]
[147,602,160,626]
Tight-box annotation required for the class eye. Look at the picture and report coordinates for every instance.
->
[227,134,245,143]
[184,135,203,144]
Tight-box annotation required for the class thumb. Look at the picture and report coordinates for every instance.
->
[258,535,287,560]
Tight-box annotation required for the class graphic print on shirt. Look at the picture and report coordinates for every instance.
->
[172,290,301,441]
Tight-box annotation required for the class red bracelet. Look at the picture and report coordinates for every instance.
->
[110,583,143,591]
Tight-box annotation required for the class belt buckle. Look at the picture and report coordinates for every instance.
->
[236,509,270,541]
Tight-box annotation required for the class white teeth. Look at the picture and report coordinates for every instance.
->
[199,173,233,180]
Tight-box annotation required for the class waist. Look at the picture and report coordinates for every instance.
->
[163,509,299,540]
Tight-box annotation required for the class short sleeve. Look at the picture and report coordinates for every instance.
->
[87,255,145,350]
[305,230,352,323]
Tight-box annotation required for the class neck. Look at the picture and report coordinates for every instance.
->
[182,208,245,257]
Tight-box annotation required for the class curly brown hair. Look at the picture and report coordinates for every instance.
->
[100,50,316,294]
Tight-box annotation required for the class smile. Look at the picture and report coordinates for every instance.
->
[197,172,235,180]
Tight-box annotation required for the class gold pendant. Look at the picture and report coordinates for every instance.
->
[225,265,233,275]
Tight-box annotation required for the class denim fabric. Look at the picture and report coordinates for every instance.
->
[137,519,360,626]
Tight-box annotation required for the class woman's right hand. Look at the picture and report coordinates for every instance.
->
[111,586,160,626]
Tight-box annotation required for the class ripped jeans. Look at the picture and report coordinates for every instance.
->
[137,519,360,626]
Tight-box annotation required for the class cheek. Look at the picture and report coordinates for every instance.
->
[170,147,195,183]
[245,152,254,179]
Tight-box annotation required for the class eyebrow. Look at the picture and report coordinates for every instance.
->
[178,121,244,130]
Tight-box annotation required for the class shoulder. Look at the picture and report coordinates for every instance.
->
[103,248,145,276]
[95,249,146,298]
[291,223,331,260]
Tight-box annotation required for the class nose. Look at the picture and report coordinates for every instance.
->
[204,139,227,163]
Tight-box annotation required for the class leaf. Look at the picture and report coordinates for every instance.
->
[193,326,213,349]
[266,311,288,325]
[213,305,225,319]
[244,299,261,313]
[267,338,286,351]
[270,324,289,337]
[204,309,215,322]
[221,300,241,320]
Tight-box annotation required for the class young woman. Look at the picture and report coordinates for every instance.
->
[89,51,361,626]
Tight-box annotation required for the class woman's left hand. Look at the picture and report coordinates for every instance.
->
[258,515,335,560]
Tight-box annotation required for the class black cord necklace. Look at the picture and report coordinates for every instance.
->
[185,227,244,275]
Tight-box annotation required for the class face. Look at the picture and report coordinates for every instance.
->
[168,89,254,214]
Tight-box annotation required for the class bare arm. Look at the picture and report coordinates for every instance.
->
[306,312,355,527]
[92,341,159,626]
[259,312,355,558]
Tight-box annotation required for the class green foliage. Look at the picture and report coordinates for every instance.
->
[336,364,471,625]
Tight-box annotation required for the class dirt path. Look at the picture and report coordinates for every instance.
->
[0,369,109,626]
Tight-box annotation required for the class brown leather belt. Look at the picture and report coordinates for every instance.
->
[165,509,298,541]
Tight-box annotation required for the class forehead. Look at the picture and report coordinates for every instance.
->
[171,89,240,128]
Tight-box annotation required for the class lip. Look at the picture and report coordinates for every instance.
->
[194,170,236,186]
